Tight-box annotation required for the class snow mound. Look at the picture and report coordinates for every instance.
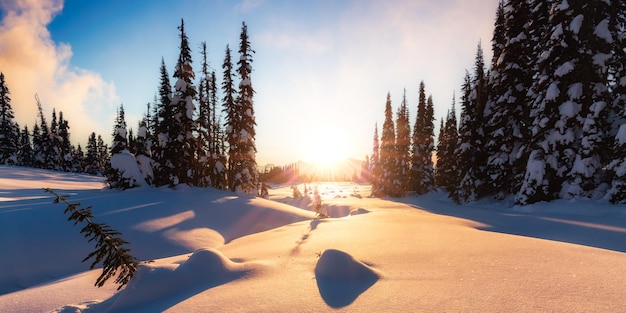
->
[314,249,380,308]
[94,248,258,312]
[350,208,370,215]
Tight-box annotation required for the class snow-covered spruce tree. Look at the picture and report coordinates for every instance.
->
[517,0,614,204]
[606,1,626,137]
[451,44,488,203]
[210,69,228,190]
[222,44,238,190]
[106,105,144,189]
[171,18,198,187]
[17,125,33,167]
[411,82,428,193]
[195,41,214,188]
[33,95,56,170]
[135,117,154,186]
[483,0,534,199]
[127,129,136,155]
[411,83,436,196]
[0,72,19,165]
[369,123,382,196]
[49,109,62,170]
[379,92,402,197]
[435,95,459,191]
[228,22,259,194]
[395,89,411,193]
[57,111,74,172]
[97,134,109,175]
[72,143,84,173]
[152,58,174,187]
[602,0,626,203]
[84,132,100,175]
[31,123,43,168]
[564,0,614,199]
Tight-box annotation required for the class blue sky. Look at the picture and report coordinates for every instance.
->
[0,0,499,166]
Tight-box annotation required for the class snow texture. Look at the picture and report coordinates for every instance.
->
[2,167,626,312]
[110,150,147,187]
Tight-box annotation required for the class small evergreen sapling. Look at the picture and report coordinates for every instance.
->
[44,188,138,289]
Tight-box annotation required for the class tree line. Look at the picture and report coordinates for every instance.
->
[366,0,626,205]
[0,20,259,194]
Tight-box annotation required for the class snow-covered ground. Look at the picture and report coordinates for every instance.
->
[1,165,626,312]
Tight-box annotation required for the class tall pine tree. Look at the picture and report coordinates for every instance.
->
[435,95,459,191]
[395,89,411,193]
[196,41,214,187]
[227,22,258,194]
[379,92,401,196]
[483,0,533,199]
[517,0,614,203]
[412,89,436,195]
[0,73,18,165]
[153,58,174,187]
[171,18,198,186]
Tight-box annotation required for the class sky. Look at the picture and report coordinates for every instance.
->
[0,0,499,166]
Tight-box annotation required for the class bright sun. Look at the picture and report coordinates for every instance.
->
[300,127,349,165]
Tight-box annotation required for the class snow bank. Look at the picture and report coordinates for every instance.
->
[314,249,381,308]
[92,248,261,312]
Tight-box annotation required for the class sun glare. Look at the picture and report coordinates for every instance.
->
[300,127,349,166]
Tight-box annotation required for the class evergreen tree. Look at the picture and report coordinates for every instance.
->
[84,132,100,175]
[110,105,128,155]
[49,108,62,170]
[451,60,487,204]
[210,69,228,190]
[171,18,198,186]
[227,22,259,194]
[107,104,141,189]
[34,95,55,169]
[370,123,382,196]
[57,111,73,171]
[484,0,534,199]
[196,41,214,187]
[31,122,42,168]
[600,0,626,203]
[0,72,18,165]
[127,128,136,155]
[436,101,461,192]
[395,89,411,193]
[72,143,84,173]
[563,0,613,198]
[379,92,401,196]
[222,44,238,190]
[153,58,174,187]
[17,125,33,167]
[97,134,109,175]
[440,96,460,191]
[517,0,614,203]
[412,82,436,195]
[135,116,154,186]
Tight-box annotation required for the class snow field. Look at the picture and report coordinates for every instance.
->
[2,166,626,312]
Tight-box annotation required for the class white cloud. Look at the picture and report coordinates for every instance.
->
[0,0,119,145]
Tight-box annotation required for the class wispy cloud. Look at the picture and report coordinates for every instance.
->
[0,0,118,144]
[234,0,264,14]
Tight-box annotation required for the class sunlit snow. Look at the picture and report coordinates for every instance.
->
[1,166,626,312]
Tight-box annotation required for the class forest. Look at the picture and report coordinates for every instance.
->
[2,1,626,205]
[365,0,626,205]
[0,20,260,194]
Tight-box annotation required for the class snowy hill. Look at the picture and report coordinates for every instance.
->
[1,165,626,312]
